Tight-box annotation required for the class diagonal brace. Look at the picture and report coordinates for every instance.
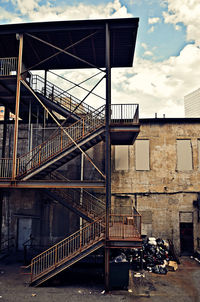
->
[26,33,105,72]
[22,30,101,74]
[21,79,106,180]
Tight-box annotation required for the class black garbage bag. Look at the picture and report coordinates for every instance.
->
[152,265,168,275]
[113,252,127,263]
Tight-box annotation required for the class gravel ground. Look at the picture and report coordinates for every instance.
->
[0,257,199,302]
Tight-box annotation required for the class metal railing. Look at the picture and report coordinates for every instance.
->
[0,236,15,253]
[0,104,139,179]
[16,105,105,177]
[31,74,95,116]
[28,217,105,283]
[0,159,13,178]
[0,57,18,76]
[111,104,139,123]
[49,172,105,219]
[109,211,141,239]
[133,207,142,235]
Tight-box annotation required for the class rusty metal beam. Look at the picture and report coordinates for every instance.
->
[26,33,105,72]
[49,70,105,101]
[0,180,105,189]
[105,22,111,293]
[12,34,23,180]
[21,80,106,179]
[23,30,101,73]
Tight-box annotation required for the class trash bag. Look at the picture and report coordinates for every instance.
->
[113,252,127,263]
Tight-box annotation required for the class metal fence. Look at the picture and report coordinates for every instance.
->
[0,57,18,76]
[0,159,12,178]
[111,104,139,123]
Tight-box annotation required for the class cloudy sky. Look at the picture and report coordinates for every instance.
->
[0,0,200,117]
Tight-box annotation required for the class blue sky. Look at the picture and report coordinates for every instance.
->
[0,0,199,117]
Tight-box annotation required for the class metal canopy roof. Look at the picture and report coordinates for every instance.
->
[0,18,139,70]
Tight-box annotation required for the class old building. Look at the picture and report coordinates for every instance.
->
[0,18,141,289]
[112,118,200,255]
[0,17,198,290]
[184,88,200,117]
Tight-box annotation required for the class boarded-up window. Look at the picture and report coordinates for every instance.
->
[177,140,192,171]
[115,146,129,171]
[179,212,193,223]
[135,140,150,170]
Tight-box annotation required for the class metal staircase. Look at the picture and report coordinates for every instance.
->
[0,105,105,180]
[0,103,139,180]
[45,172,105,222]
[26,217,105,287]
[30,74,96,120]
[23,207,142,287]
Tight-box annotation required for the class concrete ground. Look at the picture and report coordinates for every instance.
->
[0,257,199,302]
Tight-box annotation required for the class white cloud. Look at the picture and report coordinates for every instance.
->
[163,0,200,44]
[111,43,200,117]
[148,26,155,33]
[2,0,132,23]
[141,42,148,49]
[148,17,160,24]
[144,50,153,56]
[1,0,200,118]
[175,24,181,31]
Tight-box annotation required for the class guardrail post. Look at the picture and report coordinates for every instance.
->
[55,245,58,268]
[51,86,54,102]
[17,158,19,176]
[82,119,84,137]
[61,129,63,151]
[39,146,41,166]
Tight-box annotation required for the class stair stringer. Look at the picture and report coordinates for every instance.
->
[18,126,105,180]
[30,239,104,287]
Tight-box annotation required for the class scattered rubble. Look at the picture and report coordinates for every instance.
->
[129,237,179,275]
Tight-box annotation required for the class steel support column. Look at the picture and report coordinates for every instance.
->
[105,22,111,292]
[2,107,9,158]
[28,100,32,152]
[12,34,23,179]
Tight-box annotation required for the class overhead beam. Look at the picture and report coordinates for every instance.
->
[0,180,105,189]
[23,30,100,73]
[26,33,105,72]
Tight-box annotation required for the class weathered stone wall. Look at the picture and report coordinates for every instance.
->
[111,119,200,254]
[112,120,200,194]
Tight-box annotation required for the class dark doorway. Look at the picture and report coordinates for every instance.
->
[180,222,194,255]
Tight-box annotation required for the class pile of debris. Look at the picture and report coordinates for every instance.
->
[142,237,177,274]
[129,237,179,275]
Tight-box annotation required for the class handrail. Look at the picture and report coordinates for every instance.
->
[31,74,95,116]
[16,105,105,177]
[0,57,18,76]
[109,212,141,239]
[49,187,105,219]
[111,104,139,123]
[0,104,139,179]
[29,216,105,282]
[49,171,105,218]
[25,210,141,283]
